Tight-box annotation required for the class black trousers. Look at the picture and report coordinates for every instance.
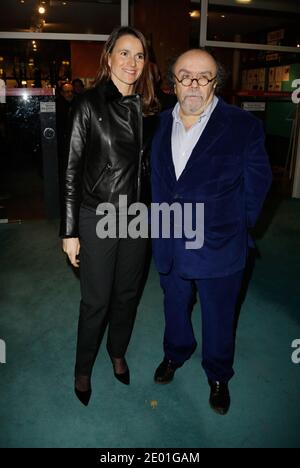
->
[75,206,149,377]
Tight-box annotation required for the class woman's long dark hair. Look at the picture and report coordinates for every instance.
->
[94,26,159,115]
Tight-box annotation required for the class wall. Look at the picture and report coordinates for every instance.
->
[70,1,191,88]
[71,41,104,86]
[133,0,190,87]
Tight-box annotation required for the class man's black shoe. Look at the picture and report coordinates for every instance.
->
[154,358,182,384]
[208,380,230,415]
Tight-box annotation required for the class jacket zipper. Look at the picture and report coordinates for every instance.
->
[136,95,143,202]
[91,163,111,192]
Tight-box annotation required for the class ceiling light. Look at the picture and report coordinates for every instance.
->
[189,10,200,18]
[38,6,46,14]
[297,44,300,48]
[235,0,252,4]
[221,15,226,18]
[20,0,25,3]
[32,40,36,44]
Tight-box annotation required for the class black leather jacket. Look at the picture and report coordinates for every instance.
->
[60,80,157,238]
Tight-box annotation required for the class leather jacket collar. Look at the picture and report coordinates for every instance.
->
[102,79,123,101]
[97,79,141,104]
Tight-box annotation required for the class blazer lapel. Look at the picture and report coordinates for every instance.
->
[179,99,229,178]
[161,112,177,182]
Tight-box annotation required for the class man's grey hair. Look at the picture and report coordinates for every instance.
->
[166,48,228,95]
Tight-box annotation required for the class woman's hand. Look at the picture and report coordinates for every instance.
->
[62,238,80,268]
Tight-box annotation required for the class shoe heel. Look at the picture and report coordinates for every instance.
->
[114,368,130,385]
[74,387,92,406]
[109,355,130,385]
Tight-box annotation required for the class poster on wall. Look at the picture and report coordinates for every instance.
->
[282,66,290,82]
[275,66,284,83]
[268,67,276,91]
[267,29,285,44]
[242,70,248,90]
[274,82,282,91]
[258,68,266,91]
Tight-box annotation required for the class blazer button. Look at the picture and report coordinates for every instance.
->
[98,117,102,122]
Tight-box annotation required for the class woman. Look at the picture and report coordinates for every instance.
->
[60,26,158,406]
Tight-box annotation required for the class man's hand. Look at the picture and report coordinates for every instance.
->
[62,238,80,268]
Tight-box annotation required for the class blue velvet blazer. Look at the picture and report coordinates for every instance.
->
[150,98,272,279]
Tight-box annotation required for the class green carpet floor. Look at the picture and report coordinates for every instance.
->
[0,198,300,448]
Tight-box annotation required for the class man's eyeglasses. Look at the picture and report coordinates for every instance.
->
[173,74,217,87]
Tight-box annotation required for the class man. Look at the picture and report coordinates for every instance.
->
[72,78,85,96]
[151,49,272,415]
[56,82,74,214]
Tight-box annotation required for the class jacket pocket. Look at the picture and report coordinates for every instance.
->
[91,163,112,192]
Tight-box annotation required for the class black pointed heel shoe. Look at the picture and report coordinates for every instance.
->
[114,367,130,385]
[110,356,130,385]
[74,375,92,406]
[74,387,92,406]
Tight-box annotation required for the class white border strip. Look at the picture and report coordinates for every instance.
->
[198,0,300,53]
[0,0,129,41]
[121,0,129,26]
[0,32,109,41]
[204,40,300,53]
[200,0,208,48]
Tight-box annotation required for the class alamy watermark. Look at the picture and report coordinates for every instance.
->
[291,339,300,364]
[0,339,6,364]
[95,195,205,250]
[292,79,300,104]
